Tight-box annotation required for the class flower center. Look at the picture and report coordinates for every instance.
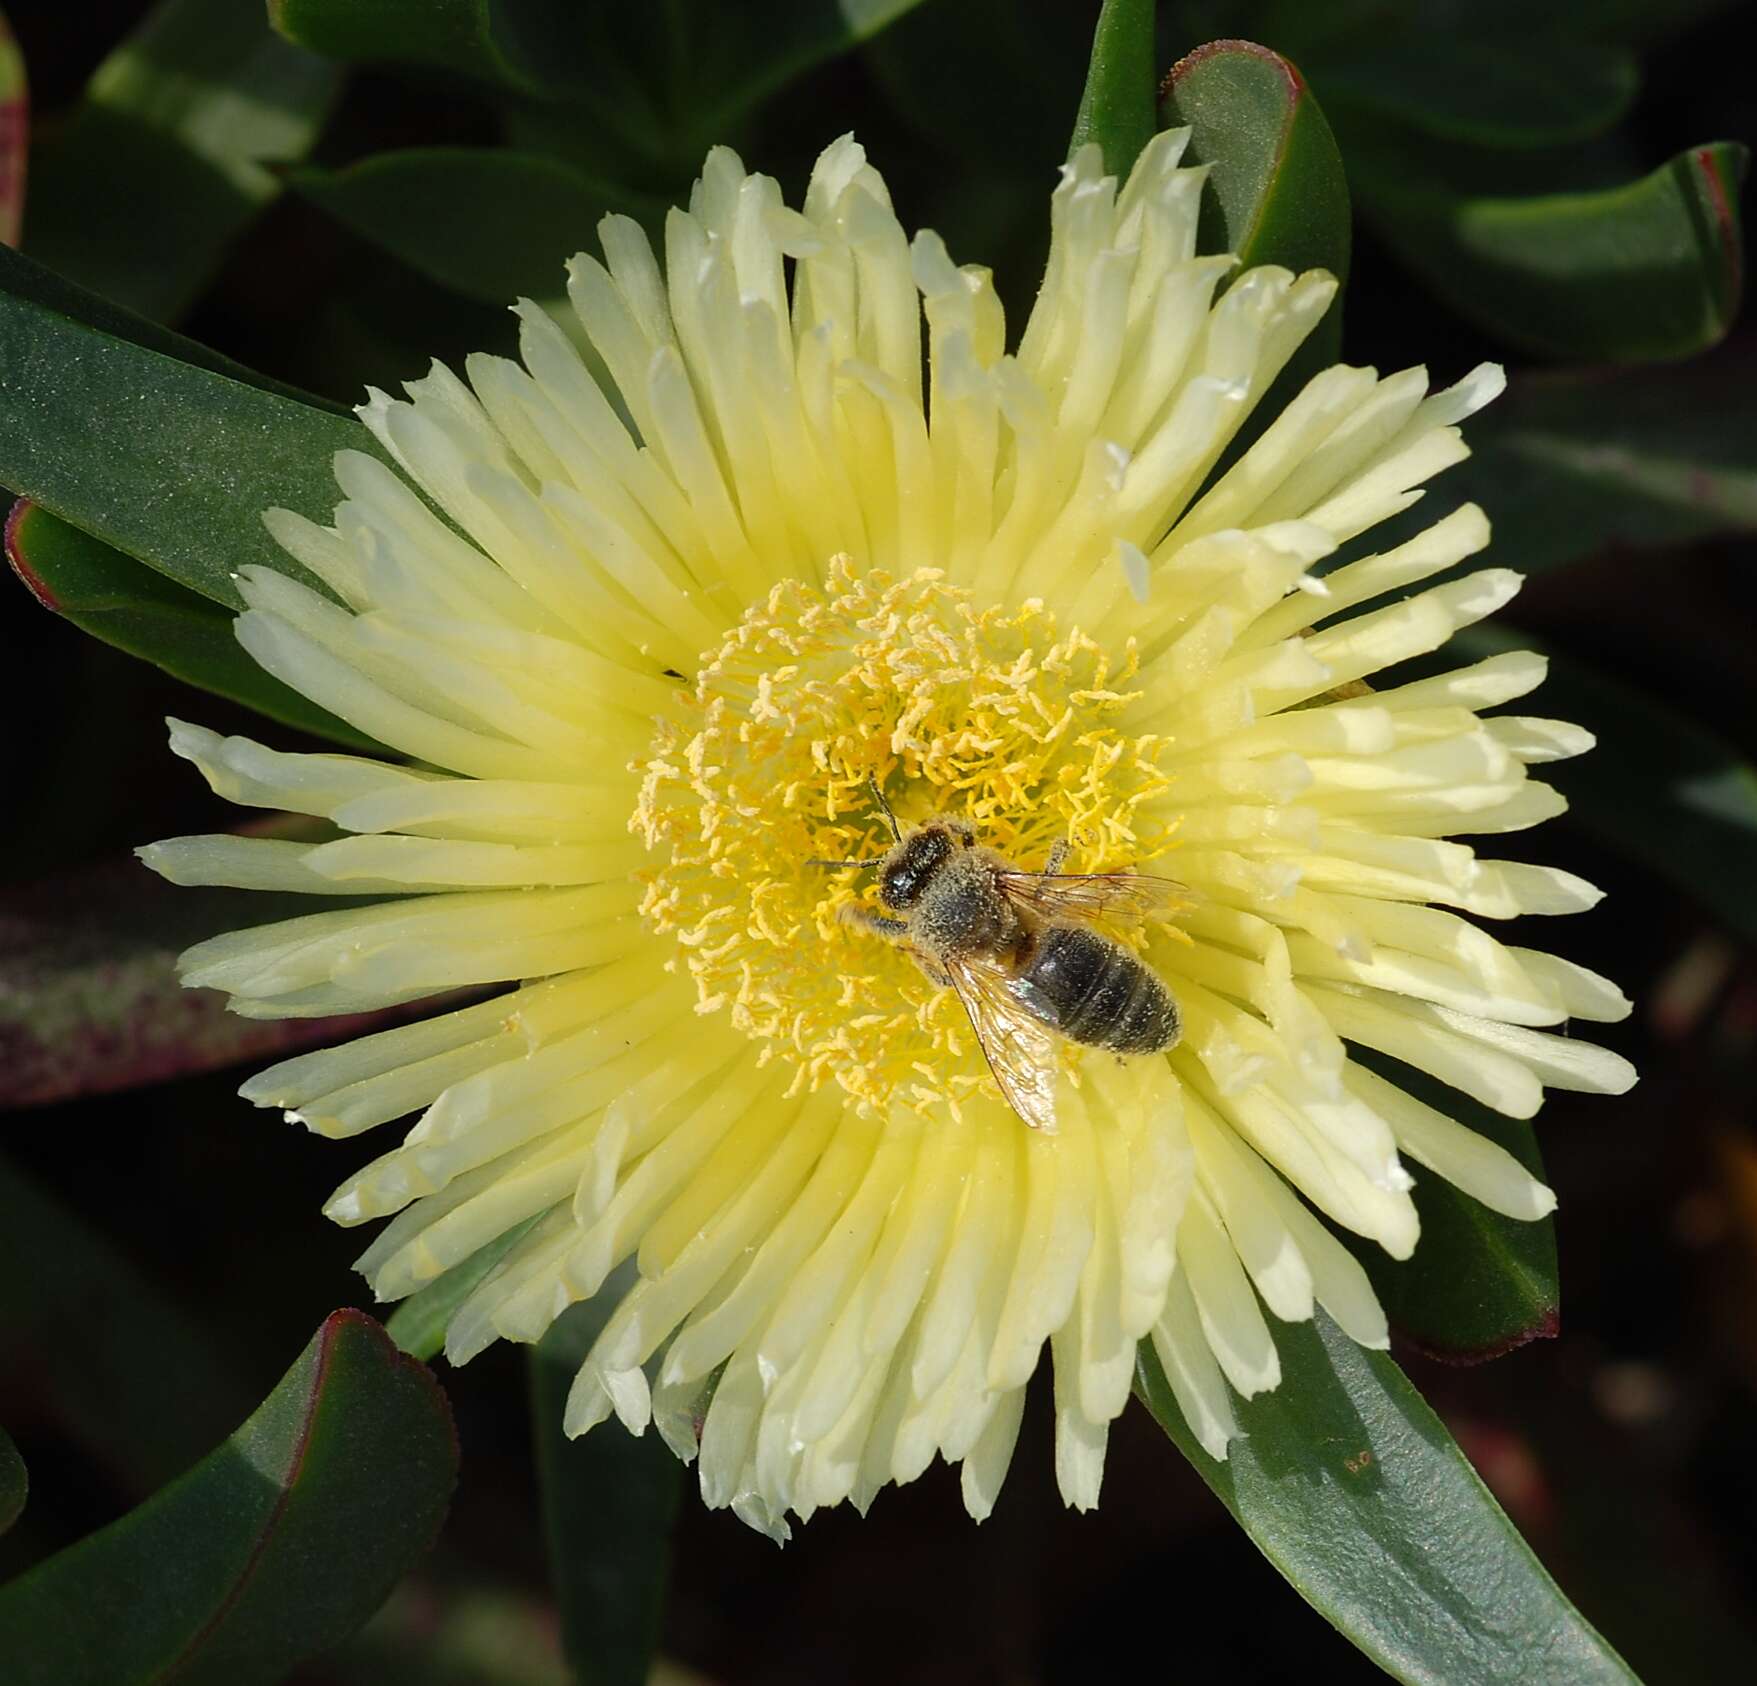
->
[632,559,1176,1115]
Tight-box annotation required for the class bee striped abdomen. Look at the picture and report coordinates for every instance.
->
[1023,926,1181,1055]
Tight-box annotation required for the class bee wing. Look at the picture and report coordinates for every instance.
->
[996,870,1190,927]
[944,952,1060,1131]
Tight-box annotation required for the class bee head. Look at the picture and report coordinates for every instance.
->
[878,824,956,911]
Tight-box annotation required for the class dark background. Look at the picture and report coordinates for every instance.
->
[2,2,1755,1681]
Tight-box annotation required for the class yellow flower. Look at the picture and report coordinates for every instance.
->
[141,132,1635,1538]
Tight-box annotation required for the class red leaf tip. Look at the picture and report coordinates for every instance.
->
[1400,1305,1562,1368]
[5,498,59,612]
[318,1307,462,1466]
[1162,38,1305,105]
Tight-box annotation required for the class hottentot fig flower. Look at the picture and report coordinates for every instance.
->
[142,129,1635,1539]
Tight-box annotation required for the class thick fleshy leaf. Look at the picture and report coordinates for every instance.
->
[1136,1314,1637,1685]
[0,240,377,609]
[288,148,660,305]
[1162,39,1352,296]
[1348,1059,1559,1361]
[5,499,374,748]
[0,837,409,1110]
[530,1270,681,1686]
[0,1425,24,1538]
[0,1153,255,1493]
[22,0,339,323]
[270,0,579,99]
[1161,39,1350,466]
[1357,140,1748,361]
[0,11,24,247]
[387,1215,543,1360]
[0,236,339,403]
[273,0,929,157]
[1308,33,1637,148]
[0,1310,457,1686]
[1459,625,1757,943]
[1067,0,1155,181]
[1369,352,1757,576]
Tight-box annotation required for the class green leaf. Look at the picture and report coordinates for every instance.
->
[1068,0,1156,181]
[530,1271,681,1686]
[1161,39,1350,466]
[1162,39,1352,300]
[1346,1059,1558,1361]
[22,0,340,323]
[6,499,375,748]
[0,1309,457,1686]
[1355,140,1748,362]
[0,1153,255,1493]
[1457,624,1757,943]
[0,240,378,610]
[387,1215,544,1360]
[270,0,564,98]
[1308,33,1638,149]
[288,148,661,305]
[0,1426,24,1539]
[0,234,347,406]
[1136,1313,1638,1685]
[0,833,405,1111]
[274,0,678,168]
[273,1,930,161]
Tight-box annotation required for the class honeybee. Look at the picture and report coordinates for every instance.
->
[817,783,1184,1131]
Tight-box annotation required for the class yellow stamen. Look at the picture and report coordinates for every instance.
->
[632,558,1177,1114]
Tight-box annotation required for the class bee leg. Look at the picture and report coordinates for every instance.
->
[911,951,953,989]
[840,906,951,987]
[841,904,911,941]
[1044,838,1070,875]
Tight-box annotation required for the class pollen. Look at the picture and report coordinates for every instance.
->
[632,557,1176,1114]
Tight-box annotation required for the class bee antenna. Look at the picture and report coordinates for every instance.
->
[806,856,881,870]
[868,774,902,843]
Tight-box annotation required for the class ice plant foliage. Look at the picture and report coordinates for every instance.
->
[143,132,1635,1537]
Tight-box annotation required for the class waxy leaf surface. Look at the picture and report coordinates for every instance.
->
[1067,0,1156,181]
[0,241,376,611]
[1357,141,1747,362]
[1138,1314,1637,1685]
[1161,40,1350,468]
[1345,1061,1559,1362]
[6,499,373,747]
[0,1310,457,1686]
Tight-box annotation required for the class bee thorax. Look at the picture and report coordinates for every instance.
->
[913,861,1019,959]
